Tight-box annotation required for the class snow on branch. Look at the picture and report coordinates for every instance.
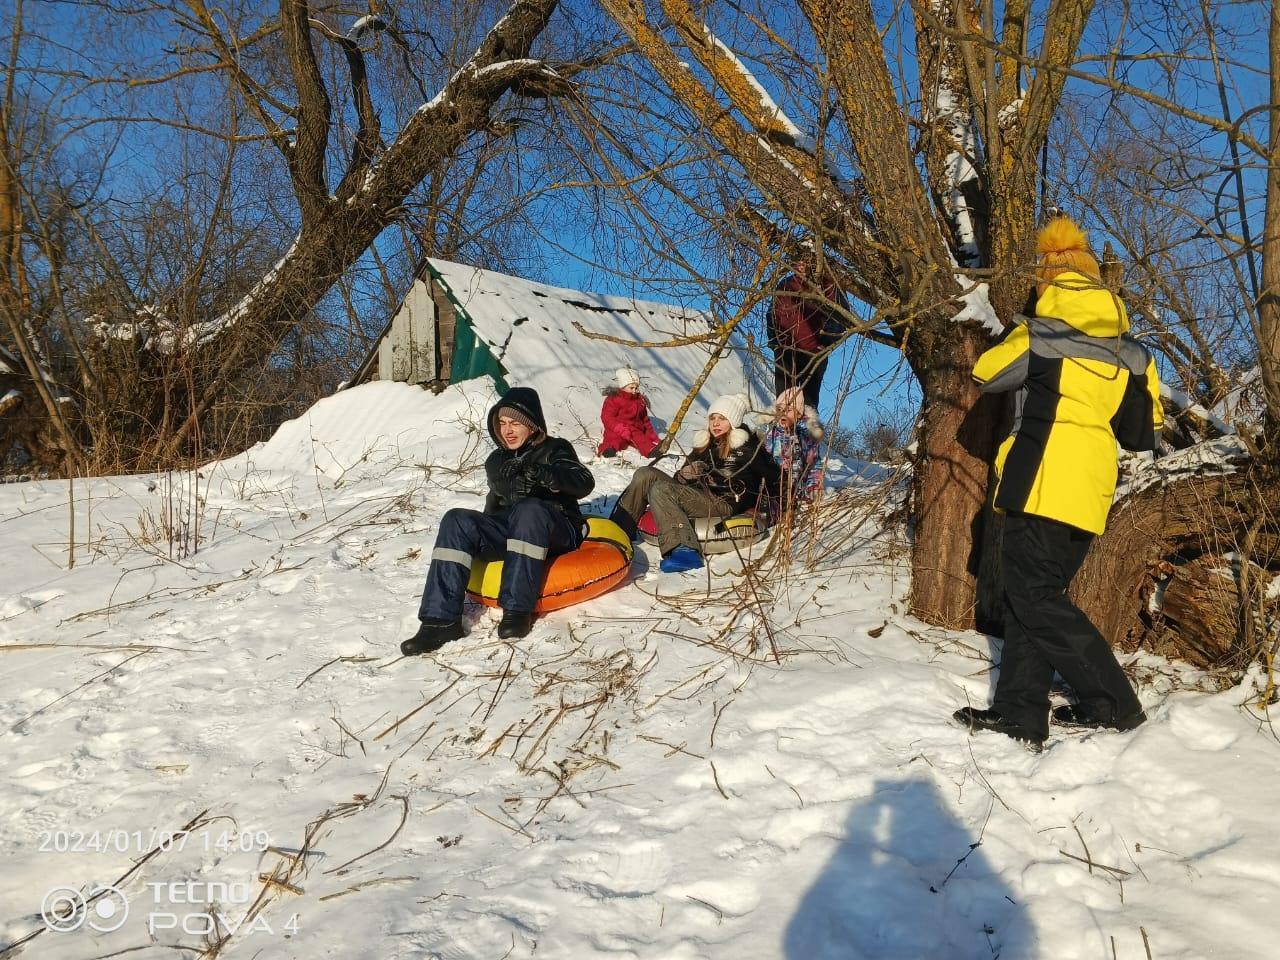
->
[185,237,301,350]
[86,237,302,355]
[1213,364,1260,428]
[921,0,980,258]
[700,31,814,152]
[663,0,836,188]
[667,10,877,250]
[89,0,561,363]
[1163,383,1233,436]
[952,280,1003,335]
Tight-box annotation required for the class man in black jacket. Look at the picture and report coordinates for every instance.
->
[403,387,595,655]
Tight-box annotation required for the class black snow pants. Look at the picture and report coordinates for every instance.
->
[990,512,1143,739]
[773,347,828,409]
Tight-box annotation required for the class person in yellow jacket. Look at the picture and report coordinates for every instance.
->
[954,217,1164,750]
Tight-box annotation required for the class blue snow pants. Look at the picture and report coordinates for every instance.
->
[417,499,584,621]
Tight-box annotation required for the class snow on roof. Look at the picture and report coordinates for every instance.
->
[427,258,768,442]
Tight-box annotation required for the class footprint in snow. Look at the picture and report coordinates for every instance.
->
[564,839,673,899]
[0,589,64,619]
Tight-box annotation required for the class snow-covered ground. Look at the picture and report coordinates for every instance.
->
[2,380,1279,960]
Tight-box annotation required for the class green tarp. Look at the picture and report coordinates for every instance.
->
[448,310,509,392]
[424,262,509,393]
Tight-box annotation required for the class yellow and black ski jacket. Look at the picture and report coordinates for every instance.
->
[973,273,1164,535]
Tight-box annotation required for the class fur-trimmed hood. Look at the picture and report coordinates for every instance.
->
[800,405,824,441]
[692,426,751,450]
[601,385,647,399]
[751,406,824,441]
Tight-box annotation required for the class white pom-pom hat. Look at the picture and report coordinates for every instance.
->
[615,367,641,388]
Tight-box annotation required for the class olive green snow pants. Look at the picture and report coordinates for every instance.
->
[615,465,733,554]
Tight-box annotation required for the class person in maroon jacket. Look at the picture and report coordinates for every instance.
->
[766,260,849,408]
[599,367,661,457]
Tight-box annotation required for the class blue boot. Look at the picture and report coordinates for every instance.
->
[660,545,704,573]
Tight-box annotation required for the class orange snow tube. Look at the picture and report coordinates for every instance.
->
[465,517,633,614]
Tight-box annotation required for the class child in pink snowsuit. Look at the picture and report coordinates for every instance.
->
[599,368,661,457]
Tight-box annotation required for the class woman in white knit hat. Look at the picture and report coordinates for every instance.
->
[599,367,661,457]
[610,393,780,573]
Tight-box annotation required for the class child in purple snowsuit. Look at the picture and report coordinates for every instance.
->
[758,387,823,513]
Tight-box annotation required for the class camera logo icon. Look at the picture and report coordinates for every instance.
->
[41,885,129,933]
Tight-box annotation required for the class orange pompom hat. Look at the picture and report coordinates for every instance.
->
[1035,216,1101,295]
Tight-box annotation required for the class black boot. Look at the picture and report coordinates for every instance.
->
[953,706,1044,752]
[1052,703,1146,731]
[401,618,465,656]
[609,505,638,543]
[497,610,535,639]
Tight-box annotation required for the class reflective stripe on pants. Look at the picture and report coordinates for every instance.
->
[417,499,583,621]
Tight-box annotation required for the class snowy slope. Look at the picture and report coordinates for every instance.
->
[1,382,1279,960]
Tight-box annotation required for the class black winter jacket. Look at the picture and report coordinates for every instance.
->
[483,387,594,521]
[680,426,781,513]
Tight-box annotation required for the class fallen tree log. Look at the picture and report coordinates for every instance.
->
[1144,556,1269,670]
[1072,455,1280,672]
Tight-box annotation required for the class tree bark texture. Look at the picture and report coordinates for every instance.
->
[909,324,1002,626]
[1147,556,1264,670]
[1258,0,1280,450]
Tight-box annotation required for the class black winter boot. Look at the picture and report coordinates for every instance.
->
[401,619,465,656]
[953,706,1044,752]
[609,505,638,543]
[1052,703,1146,731]
[497,611,535,639]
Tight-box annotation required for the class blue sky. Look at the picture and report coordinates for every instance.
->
[15,0,1267,442]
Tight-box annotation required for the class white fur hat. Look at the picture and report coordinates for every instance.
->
[615,367,641,389]
[708,393,749,427]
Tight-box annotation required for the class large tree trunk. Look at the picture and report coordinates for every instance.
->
[1150,556,1265,670]
[909,323,1001,627]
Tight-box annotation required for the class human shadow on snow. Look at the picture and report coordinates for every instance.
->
[784,777,1034,960]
